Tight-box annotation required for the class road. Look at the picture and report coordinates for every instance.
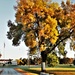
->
[0,68,23,75]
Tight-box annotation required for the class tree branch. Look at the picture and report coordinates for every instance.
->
[45,29,74,54]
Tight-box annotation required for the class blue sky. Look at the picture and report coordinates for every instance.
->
[0,0,28,59]
[0,0,75,60]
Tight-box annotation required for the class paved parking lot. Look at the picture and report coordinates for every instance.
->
[0,68,22,75]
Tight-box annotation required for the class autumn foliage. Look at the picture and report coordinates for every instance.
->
[14,0,59,52]
[7,0,75,60]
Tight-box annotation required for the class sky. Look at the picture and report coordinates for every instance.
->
[0,0,29,60]
[0,0,75,60]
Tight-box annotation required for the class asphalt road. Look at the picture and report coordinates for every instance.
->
[0,68,22,75]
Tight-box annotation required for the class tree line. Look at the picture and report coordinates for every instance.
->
[16,57,75,67]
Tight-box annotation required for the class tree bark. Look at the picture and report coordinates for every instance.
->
[41,51,47,72]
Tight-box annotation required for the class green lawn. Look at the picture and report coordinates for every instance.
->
[18,64,75,75]
[0,64,75,75]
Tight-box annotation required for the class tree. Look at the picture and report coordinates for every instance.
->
[22,58,27,65]
[47,52,59,67]
[8,59,12,64]
[16,58,23,65]
[7,0,75,73]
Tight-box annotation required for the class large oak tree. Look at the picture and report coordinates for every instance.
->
[7,0,75,72]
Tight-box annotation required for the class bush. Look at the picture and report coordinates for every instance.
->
[47,53,59,67]
[59,58,73,64]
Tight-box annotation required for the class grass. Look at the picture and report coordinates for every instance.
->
[18,64,75,75]
[1,64,75,75]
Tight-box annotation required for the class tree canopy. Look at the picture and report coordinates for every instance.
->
[7,0,75,55]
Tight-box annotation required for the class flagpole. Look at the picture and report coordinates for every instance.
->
[3,43,5,65]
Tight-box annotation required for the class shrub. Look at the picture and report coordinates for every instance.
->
[59,58,73,64]
[47,53,59,67]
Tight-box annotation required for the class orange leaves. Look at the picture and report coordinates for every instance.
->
[16,0,35,24]
[15,0,56,25]
[50,37,58,44]
[18,0,34,9]
[25,31,37,48]
[7,0,75,54]
[39,29,44,36]
[40,44,46,52]
[15,0,60,51]
[25,39,37,48]
[27,13,35,22]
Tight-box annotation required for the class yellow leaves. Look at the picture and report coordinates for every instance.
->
[31,40,37,48]
[59,19,62,23]
[50,38,55,44]
[42,16,58,43]
[16,0,35,24]
[49,29,58,44]
[39,29,44,36]
[25,31,37,48]
[34,0,46,7]
[54,29,59,36]
[49,2,59,10]
[38,11,45,18]
[40,44,46,52]
[66,18,71,28]
[16,59,23,65]
[50,37,58,44]
[67,19,71,23]
[25,39,37,48]
[45,16,57,28]
[51,18,57,28]
[16,0,57,25]
[17,12,35,25]
[44,24,50,33]
[47,8,54,16]
[27,13,35,22]
[44,35,49,39]
[38,16,58,44]
[66,23,70,28]
[27,0,34,8]
[19,0,34,9]
[16,0,59,51]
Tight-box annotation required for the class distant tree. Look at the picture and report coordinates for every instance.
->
[8,59,12,64]
[22,58,27,65]
[16,58,23,65]
[7,0,75,72]
[60,58,73,64]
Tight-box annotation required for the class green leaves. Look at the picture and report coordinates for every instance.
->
[7,21,23,46]
[47,52,59,67]
[58,42,66,56]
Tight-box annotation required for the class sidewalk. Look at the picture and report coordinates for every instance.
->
[15,68,39,75]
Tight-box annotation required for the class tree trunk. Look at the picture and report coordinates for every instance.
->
[41,51,47,72]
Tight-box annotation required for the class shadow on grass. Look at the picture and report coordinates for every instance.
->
[20,67,75,75]
[18,65,75,75]
[22,68,40,74]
